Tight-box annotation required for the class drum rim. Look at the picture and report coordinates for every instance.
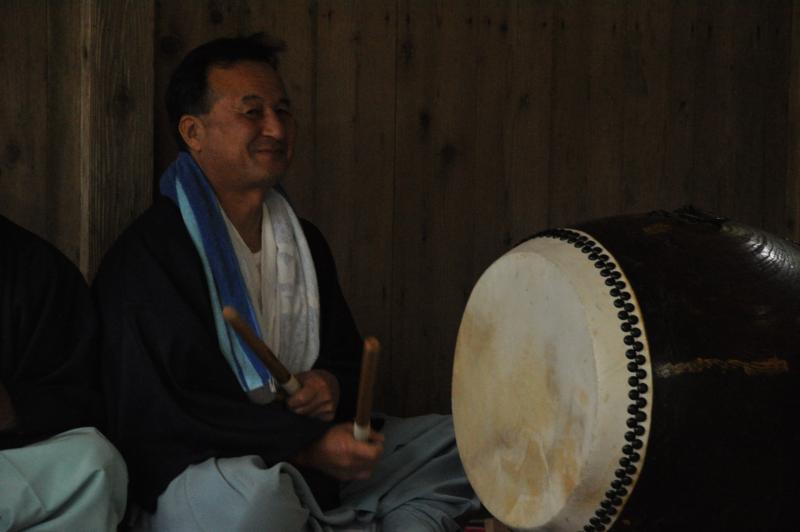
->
[532,228,653,532]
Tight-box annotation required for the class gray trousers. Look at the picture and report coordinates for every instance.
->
[139,415,479,532]
[0,427,128,532]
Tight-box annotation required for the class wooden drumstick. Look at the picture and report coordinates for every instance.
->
[222,306,301,395]
[354,337,381,442]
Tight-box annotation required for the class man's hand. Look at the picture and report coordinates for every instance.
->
[293,422,384,481]
[0,381,17,431]
[286,369,340,421]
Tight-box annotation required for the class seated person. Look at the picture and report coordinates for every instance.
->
[0,214,127,531]
[93,35,478,531]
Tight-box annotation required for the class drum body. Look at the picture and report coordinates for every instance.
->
[452,210,800,531]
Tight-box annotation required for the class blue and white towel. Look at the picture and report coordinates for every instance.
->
[160,152,320,401]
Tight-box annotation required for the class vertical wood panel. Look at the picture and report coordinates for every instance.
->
[691,2,735,215]
[393,0,478,415]
[586,1,625,218]
[314,1,396,409]
[507,1,553,242]
[46,0,83,263]
[621,0,671,213]
[759,3,792,237]
[548,3,591,227]
[662,0,698,211]
[473,0,513,273]
[83,0,154,276]
[789,0,800,241]
[0,1,48,238]
[725,3,766,227]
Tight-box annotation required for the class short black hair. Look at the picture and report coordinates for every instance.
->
[166,33,285,151]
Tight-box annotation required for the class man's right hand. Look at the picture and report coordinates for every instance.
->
[293,422,384,481]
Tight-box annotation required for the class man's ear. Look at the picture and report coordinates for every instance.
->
[178,115,205,152]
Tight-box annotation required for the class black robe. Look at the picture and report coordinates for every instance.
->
[0,215,102,450]
[93,197,363,511]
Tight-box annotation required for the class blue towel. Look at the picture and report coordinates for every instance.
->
[160,152,273,392]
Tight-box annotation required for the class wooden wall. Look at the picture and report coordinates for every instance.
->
[2,0,799,415]
[0,0,153,274]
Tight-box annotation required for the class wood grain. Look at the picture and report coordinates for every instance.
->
[507,0,554,242]
[621,0,671,214]
[81,0,154,277]
[0,1,48,241]
[314,0,396,409]
[548,2,591,228]
[46,0,83,264]
[392,0,480,414]
[790,0,800,241]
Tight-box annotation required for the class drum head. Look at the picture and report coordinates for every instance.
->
[452,231,652,531]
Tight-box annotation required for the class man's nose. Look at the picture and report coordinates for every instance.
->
[261,108,285,139]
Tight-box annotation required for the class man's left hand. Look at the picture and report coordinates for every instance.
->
[286,369,340,421]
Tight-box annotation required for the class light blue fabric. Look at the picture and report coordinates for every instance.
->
[160,153,273,392]
[138,415,479,532]
[0,427,128,532]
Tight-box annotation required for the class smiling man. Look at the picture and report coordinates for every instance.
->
[93,36,478,531]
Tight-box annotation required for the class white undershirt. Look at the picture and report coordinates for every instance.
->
[222,203,281,356]
[218,190,321,394]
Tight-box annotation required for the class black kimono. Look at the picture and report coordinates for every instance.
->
[93,197,362,511]
[0,215,102,450]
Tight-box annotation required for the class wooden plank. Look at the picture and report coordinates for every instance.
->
[46,0,83,264]
[547,2,591,228]
[789,0,800,240]
[0,1,48,239]
[758,1,792,238]
[620,0,672,215]
[472,1,513,274]
[661,0,698,212]
[507,0,553,242]
[314,0,396,410]
[690,1,736,216]
[725,3,767,228]
[82,0,154,276]
[393,0,478,415]
[585,0,625,219]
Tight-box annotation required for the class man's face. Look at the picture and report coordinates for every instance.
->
[191,60,296,191]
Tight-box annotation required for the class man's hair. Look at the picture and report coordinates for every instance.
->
[166,33,285,151]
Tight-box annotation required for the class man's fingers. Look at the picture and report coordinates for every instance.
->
[289,397,335,420]
[286,387,315,408]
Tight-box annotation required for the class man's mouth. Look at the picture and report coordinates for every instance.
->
[254,146,285,155]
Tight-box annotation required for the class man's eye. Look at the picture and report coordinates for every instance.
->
[245,108,263,117]
[276,106,292,116]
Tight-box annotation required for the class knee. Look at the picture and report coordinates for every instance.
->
[62,428,128,504]
[77,429,127,478]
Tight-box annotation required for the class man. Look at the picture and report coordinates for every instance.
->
[0,215,127,530]
[94,35,478,531]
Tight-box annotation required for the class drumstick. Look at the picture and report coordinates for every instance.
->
[354,337,381,442]
[222,306,301,395]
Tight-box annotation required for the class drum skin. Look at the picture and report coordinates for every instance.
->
[453,209,800,531]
